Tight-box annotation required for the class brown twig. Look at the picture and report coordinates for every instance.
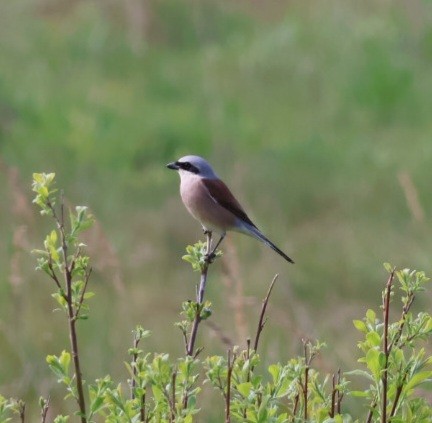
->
[226,349,235,423]
[303,342,309,422]
[18,401,25,423]
[330,372,336,418]
[389,292,415,351]
[130,333,140,400]
[140,393,146,423]
[48,199,87,423]
[382,270,395,423]
[47,261,63,292]
[40,397,50,423]
[253,274,279,352]
[336,369,343,414]
[171,370,177,423]
[389,368,409,419]
[186,231,212,357]
[366,399,377,423]
[74,268,93,320]
[292,394,299,421]
[330,368,343,417]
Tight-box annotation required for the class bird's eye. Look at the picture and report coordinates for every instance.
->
[183,162,191,170]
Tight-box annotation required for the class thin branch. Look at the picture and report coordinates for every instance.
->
[330,372,336,418]
[47,260,63,292]
[303,342,309,422]
[180,327,188,356]
[226,349,235,423]
[389,369,409,419]
[253,274,279,352]
[40,397,50,423]
[192,346,204,360]
[292,394,299,421]
[389,292,415,351]
[140,393,146,423]
[382,270,395,423]
[329,368,343,417]
[18,401,25,423]
[130,333,140,400]
[54,196,87,423]
[336,369,343,415]
[198,231,212,304]
[74,267,93,320]
[171,370,177,423]
[186,231,212,357]
[366,399,377,423]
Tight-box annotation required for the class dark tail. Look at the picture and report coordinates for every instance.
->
[246,224,294,264]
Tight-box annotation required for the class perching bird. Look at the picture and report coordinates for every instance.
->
[167,155,294,263]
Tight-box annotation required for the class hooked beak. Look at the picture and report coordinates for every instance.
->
[166,161,179,170]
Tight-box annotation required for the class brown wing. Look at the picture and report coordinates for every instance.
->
[202,178,257,228]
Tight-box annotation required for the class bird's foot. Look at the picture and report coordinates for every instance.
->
[205,252,216,263]
[204,251,216,264]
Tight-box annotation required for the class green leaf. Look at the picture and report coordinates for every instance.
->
[353,320,368,333]
[366,309,376,324]
[405,371,432,391]
[349,390,370,397]
[237,382,253,398]
[365,349,383,380]
[383,262,394,273]
[366,331,381,347]
[59,350,71,372]
[268,364,280,383]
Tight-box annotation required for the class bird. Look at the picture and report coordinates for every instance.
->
[166,155,294,263]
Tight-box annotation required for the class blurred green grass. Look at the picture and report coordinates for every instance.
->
[1,0,432,420]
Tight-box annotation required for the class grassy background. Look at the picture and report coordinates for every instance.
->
[1,0,431,419]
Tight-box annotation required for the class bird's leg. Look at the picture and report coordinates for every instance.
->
[206,232,226,263]
[203,228,212,251]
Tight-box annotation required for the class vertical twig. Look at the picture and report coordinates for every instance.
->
[186,231,212,357]
[303,342,309,422]
[65,256,87,423]
[336,369,343,415]
[330,368,343,417]
[330,372,336,418]
[140,393,146,423]
[366,399,377,423]
[246,274,280,418]
[226,349,235,423]
[18,401,25,423]
[245,338,251,382]
[253,274,279,352]
[171,370,177,423]
[49,199,87,423]
[131,333,140,400]
[197,231,212,304]
[389,369,408,418]
[292,394,299,421]
[382,270,395,423]
[40,397,50,423]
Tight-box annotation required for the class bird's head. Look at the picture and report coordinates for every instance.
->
[166,155,218,179]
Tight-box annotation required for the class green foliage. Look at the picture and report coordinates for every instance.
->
[0,395,14,422]
[182,241,222,272]
[31,172,57,215]
[85,338,201,422]
[204,341,348,423]
[31,172,95,321]
[348,265,432,422]
[2,177,432,422]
